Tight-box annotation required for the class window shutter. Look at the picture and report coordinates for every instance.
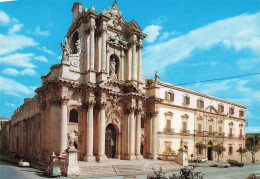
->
[170,93,174,102]
[187,97,190,104]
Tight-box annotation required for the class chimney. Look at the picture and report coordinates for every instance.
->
[71,2,83,23]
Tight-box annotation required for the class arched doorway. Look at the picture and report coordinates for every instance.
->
[105,124,117,158]
[208,141,212,160]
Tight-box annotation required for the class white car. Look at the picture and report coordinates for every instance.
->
[200,158,208,162]
[217,162,230,168]
[18,159,30,167]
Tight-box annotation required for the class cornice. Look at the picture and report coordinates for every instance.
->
[156,81,247,109]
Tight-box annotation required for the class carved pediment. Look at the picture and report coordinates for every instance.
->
[107,34,128,49]
[98,78,140,94]
[127,20,142,31]
[204,105,218,114]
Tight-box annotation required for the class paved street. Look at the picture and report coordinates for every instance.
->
[1,158,260,179]
[0,159,68,179]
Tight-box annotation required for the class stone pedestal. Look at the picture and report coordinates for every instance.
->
[64,147,80,177]
[126,154,136,160]
[97,72,108,82]
[177,148,188,167]
[86,70,96,83]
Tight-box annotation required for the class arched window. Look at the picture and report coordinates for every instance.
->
[218,104,224,113]
[197,98,204,108]
[183,95,190,105]
[239,110,244,118]
[165,91,174,102]
[71,32,79,54]
[229,107,235,115]
[69,109,78,123]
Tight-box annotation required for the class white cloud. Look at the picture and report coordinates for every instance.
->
[0,34,38,55]
[5,102,16,107]
[2,68,36,76]
[34,26,49,36]
[21,68,36,75]
[37,46,55,55]
[160,31,179,41]
[187,61,217,67]
[8,24,23,34]
[246,126,260,133]
[0,53,36,68]
[0,11,10,25]
[34,56,48,62]
[0,76,33,97]
[2,68,19,76]
[197,79,235,95]
[143,12,260,76]
[143,25,162,43]
[57,56,62,61]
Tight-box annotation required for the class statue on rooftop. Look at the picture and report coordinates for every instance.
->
[155,71,160,82]
[61,37,72,62]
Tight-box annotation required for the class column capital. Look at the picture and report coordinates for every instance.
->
[100,102,107,110]
[87,100,96,108]
[49,97,61,106]
[146,111,159,118]
[90,24,96,31]
[61,97,69,105]
[136,108,143,115]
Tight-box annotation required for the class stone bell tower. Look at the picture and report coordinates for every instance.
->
[62,1,147,86]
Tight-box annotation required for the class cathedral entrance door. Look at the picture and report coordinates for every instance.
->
[105,124,116,158]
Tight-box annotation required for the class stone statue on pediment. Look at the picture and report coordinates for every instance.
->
[75,39,81,56]
[155,71,159,82]
[107,34,128,48]
[68,131,77,149]
[61,37,72,62]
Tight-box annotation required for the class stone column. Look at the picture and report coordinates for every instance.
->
[90,23,95,70]
[101,27,107,72]
[149,111,158,159]
[135,109,143,159]
[132,41,137,81]
[84,101,96,162]
[138,41,143,82]
[97,102,107,162]
[60,98,68,154]
[127,107,136,160]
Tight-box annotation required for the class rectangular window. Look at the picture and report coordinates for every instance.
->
[184,96,190,105]
[198,123,202,133]
[167,119,171,130]
[240,129,243,138]
[229,128,233,137]
[183,121,187,132]
[239,110,244,117]
[209,125,213,134]
[219,126,222,135]
[229,146,233,155]
[218,105,224,113]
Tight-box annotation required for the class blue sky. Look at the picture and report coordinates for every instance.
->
[0,0,259,133]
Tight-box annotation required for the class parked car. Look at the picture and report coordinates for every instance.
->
[18,159,30,167]
[200,158,208,162]
[227,160,244,167]
[210,163,217,167]
[44,165,62,177]
[216,162,230,168]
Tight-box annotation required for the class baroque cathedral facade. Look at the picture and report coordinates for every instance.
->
[2,1,246,163]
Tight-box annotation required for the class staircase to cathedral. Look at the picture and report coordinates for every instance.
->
[78,159,182,176]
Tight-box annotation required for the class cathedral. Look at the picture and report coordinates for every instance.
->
[2,1,246,163]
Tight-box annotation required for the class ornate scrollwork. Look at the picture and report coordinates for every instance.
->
[49,97,61,106]
[87,100,96,108]
[107,34,128,49]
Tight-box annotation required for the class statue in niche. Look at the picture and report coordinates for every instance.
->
[61,37,72,62]
[110,57,117,77]
[75,39,81,56]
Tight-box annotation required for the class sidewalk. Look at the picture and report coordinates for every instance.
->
[0,154,19,164]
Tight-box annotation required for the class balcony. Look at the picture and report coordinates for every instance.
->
[218,133,224,137]
[239,135,245,140]
[228,134,235,138]
[180,129,190,136]
[163,128,175,135]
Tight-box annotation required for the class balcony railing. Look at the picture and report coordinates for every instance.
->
[163,128,175,134]
[180,129,190,135]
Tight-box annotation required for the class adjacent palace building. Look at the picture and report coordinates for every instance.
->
[2,1,246,163]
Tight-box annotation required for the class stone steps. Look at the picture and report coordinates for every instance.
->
[79,161,181,176]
